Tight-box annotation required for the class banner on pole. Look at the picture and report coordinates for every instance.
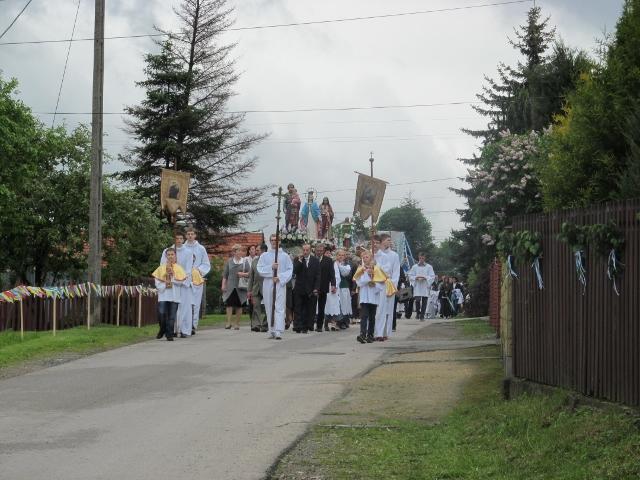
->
[160,169,191,215]
[353,173,387,222]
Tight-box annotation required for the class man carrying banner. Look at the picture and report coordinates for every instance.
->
[185,227,211,335]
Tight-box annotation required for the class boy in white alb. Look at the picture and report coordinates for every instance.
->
[407,252,435,321]
[152,248,186,341]
[184,227,211,334]
[161,231,193,338]
[374,233,400,340]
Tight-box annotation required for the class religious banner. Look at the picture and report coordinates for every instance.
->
[160,169,191,215]
[353,173,387,222]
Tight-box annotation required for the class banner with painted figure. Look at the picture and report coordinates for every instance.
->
[161,169,191,215]
[353,174,387,222]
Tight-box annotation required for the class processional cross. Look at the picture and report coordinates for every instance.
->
[270,186,286,327]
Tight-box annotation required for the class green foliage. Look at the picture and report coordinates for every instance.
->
[430,238,464,276]
[377,196,435,257]
[587,222,625,257]
[557,222,589,252]
[513,230,543,262]
[541,0,640,208]
[496,230,514,257]
[464,264,491,317]
[205,256,225,314]
[0,73,174,285]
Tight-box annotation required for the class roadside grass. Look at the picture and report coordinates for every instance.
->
[455,316,496,339]
[305,351,640,479]
[0,314,245,372]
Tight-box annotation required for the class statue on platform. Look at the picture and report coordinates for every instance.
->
[284,183,301,232]
[319,197,334,240]
[335,217,354,249]
[299,189,320,240]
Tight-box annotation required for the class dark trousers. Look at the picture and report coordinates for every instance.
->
[351,293,359,319]
[294,292,317,332]
[405,298,414,318]
[359,303,377,337]
[158,301,179,339]
[415,297,427,318]
[316,292,328,330]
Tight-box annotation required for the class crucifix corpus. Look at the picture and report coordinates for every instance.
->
[270,186,286,327]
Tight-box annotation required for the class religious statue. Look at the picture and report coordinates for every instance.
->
[319,197,334,240]
[284,183,301,232]
[336,217,354,249]
[299,189,321,240]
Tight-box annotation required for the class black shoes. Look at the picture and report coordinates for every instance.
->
[179,333,187,338]
[356,335,366,344]
[166,336,174,341]
[366,335,374,343]
[315,328,322,332]
[302,330,308,334]
[156,331,164,339]
[191,328,196,335]
[275,336,282,340]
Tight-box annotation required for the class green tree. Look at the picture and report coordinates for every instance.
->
[119,0,267,233]
[430,238,464,277]
[377,197,435,257]
[540,0,640,208]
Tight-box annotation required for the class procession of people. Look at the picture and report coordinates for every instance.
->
[152,221,466,343]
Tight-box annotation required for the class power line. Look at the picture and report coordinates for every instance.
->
[0,0,33,40]
[52,0,82,128]
[317,176,463,194]
[0,0,533,46]
[33,100,479,116]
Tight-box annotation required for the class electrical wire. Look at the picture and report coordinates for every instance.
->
[52,0,82,128]
[0,0,33,40]
[0,0,533,46]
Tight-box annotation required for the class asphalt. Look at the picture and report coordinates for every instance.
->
[0,318,494,480]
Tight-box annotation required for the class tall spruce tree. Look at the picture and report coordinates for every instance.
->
[119,0,266,233]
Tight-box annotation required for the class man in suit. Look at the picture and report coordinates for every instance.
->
[316,243,336,332]
[292,243,320,333]
[247,243,268,332]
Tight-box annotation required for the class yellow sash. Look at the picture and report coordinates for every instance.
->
[152,264,186,282]
[353,265,397,297]
[192,268,204,286]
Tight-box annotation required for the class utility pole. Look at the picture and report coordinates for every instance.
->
[88,0,105,325]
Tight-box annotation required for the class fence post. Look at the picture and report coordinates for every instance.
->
[116,289,122,327]
[52,296,57,337]
[137,289,142,328]
[500,267,514,378]
[87,289,91,330]
[19,299,24,341]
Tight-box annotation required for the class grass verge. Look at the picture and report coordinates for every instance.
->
[272,324,640,479]
[0,314,246,373]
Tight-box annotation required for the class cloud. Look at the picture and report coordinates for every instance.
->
[0,0,625,242]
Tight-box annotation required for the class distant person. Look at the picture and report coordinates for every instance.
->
[185,227,211,335]
[161,230,194,338]
[374,233,400,340]
[221,244,250,330]
[292,243,320,334]
[247,244,268,332]
[407,253,436,321]
[353,250,386,344]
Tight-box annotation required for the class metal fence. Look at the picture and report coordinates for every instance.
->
[511,198,640,406]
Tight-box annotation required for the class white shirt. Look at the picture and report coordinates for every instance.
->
[375,248,400,284]
[155,275,184,303]
[408,263,435,297]
[161,245,193,287]
[186,240,211,277]
[257,248,293,284]
[356,271,384,305]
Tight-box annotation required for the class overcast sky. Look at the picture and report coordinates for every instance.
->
[0,0,625,242]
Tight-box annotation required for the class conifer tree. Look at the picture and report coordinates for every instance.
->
[119,0,266,232]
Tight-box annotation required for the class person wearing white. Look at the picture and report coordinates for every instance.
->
[185,227,211,333]
[407,252,436,321]
[152,248,186,341]
[161,231,194,338]
[374,234,400,339]
[257,234,293,339]
[324,250,345,330]
[354,250,386,343]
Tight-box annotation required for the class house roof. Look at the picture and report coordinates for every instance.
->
[206,232,265,258]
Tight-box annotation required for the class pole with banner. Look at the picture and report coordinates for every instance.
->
[353,154,388,255]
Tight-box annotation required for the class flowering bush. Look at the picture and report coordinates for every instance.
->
[463,130,546,253]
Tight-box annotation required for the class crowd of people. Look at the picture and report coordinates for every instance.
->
[151,228,466,342]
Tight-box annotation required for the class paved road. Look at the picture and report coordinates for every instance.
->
[0,318,496,480]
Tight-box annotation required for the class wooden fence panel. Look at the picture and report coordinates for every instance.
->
[512,198,640,406]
